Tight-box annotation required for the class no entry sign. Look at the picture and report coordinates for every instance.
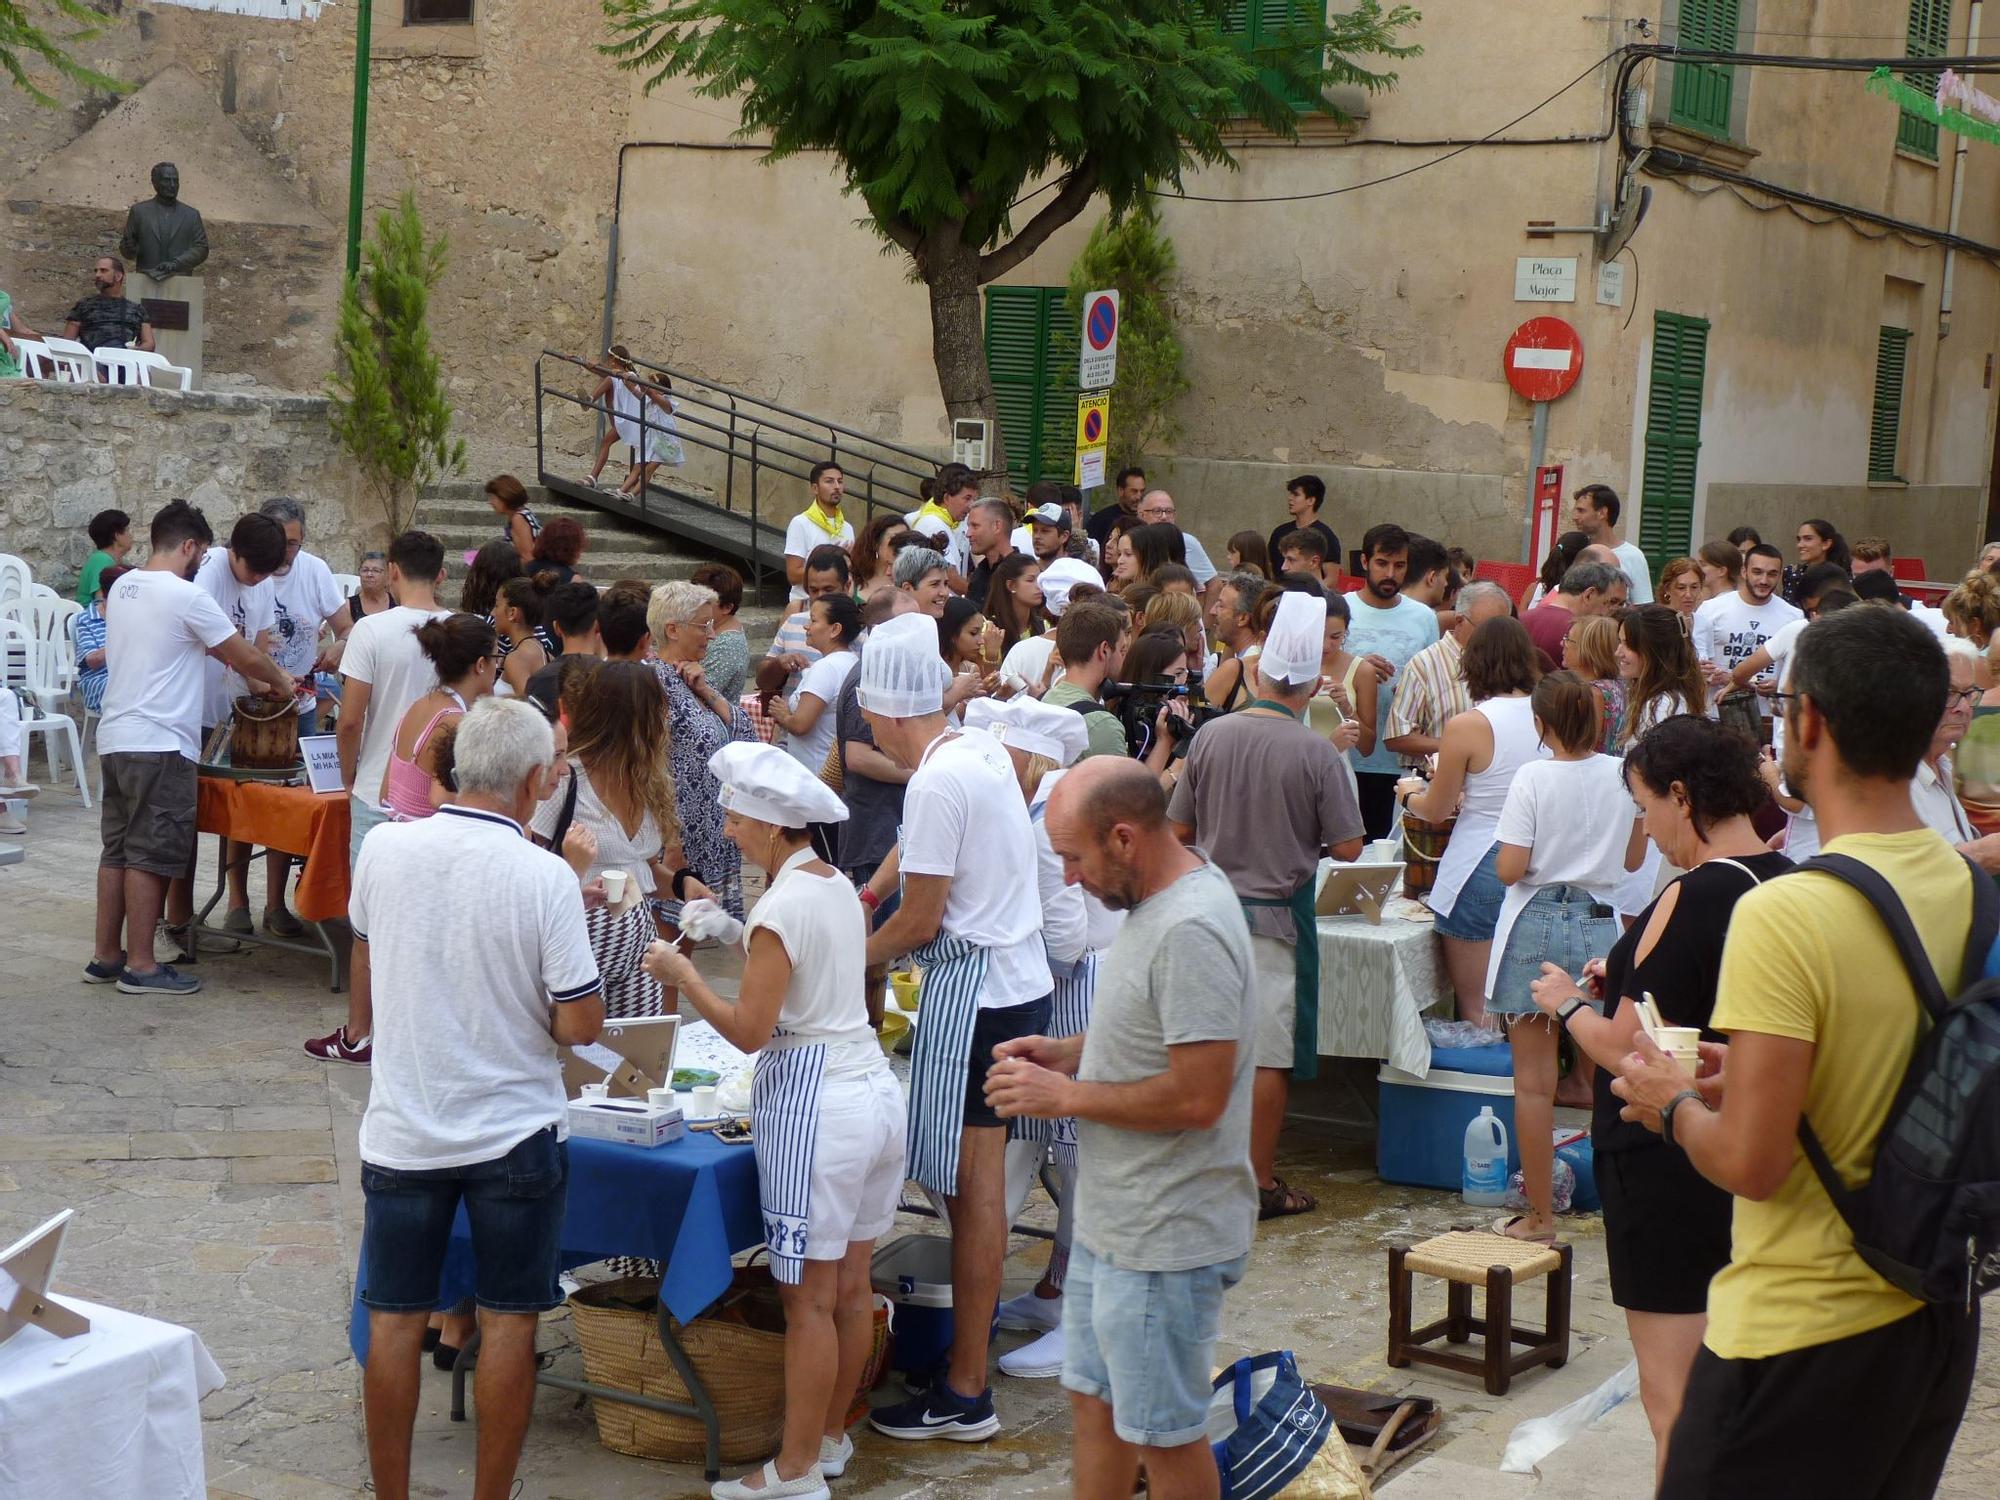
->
[1079,289,1119,389]
[1503,316,1584,403]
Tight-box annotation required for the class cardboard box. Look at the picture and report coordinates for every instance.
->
[566,1097,685,1149]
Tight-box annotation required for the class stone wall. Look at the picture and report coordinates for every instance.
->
[0,380,368,591]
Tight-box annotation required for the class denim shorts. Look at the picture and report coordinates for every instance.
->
[1062,1242,1249,1447]
[360,1125,569,1314]
[1434,842,1505,941]
[1490,884,1618,1016]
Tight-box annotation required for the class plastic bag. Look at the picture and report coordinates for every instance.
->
[1425,1018,1505,1050]
[1505,1157,1576,1215]
[1499,1359,1639,1473]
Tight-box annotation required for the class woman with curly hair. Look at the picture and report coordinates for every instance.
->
[852,512,918,597]
[529,515,588,587]
[530,660,682,1020]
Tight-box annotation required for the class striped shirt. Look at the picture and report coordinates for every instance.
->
[1384,630,1467,768]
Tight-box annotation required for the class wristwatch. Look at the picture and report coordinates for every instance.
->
[1661,1088,1708,1147]
[1555,995,1588,1028]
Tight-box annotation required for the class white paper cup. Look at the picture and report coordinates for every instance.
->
[580,1083,609,1100]
[647,1087,674,1109]
[1655,1026,1701,1069]
[601,870,628,904]
[691,1085,718,1118]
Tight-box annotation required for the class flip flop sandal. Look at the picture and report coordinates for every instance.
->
[1258,1178,1317,1220]
[1492,1214,1558,1244]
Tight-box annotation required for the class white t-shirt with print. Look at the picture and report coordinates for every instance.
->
[1692,589,1802,715]
[194,544,277,727]
[351,805,601,1171]
[343,605,453,805]
[899,730,1049,1007]
[97,569,237,759]
[783,648,858,773]
[268,551,346,716]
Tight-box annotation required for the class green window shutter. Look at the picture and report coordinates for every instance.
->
[1870,326,1912,483]
[1899,0,1953,159]
[983,286,1082,490]
[1668,0,1740,139]
[1223,0,1322,116]
[1639,311,1709,577]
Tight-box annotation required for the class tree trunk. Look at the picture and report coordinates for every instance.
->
[921,233,1005,482]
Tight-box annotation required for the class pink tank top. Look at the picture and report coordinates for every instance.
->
[381,693,463,822]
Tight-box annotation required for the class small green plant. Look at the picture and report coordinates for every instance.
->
[2,0,125,104]
[328,193,465,537]
[1067,204,1190,468]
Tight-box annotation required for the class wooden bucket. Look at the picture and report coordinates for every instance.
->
[229,694,301,769]
[1400,812,1456,899]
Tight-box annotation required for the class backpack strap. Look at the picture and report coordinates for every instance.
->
[1789,851,2000,1230]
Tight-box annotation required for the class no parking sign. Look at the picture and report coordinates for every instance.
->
[1079,289,1119,390]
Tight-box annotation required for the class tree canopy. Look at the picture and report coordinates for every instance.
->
[2,0,122,105]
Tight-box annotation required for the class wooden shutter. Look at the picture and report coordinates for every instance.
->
[1900,0,1954,158]
[1870,326,1912,483]
[984,286,1080,490]
[1639,312,1709,575]
[1220,0,1322,115]
[1669,0,1740,139]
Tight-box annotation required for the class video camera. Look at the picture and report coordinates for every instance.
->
[1100,674,1226,761]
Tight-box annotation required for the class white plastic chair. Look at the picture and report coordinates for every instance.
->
[3,597,79,697]
[36,336,95,383]
[145,354,193,392]
[14,339,54,378]
[93,348,151,386]
[330,573,361,599]
[0,555,30,609]
[0,618,90,805]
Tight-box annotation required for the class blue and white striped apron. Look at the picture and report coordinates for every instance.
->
[904,932,989,1196]
[752,1029,828,1286]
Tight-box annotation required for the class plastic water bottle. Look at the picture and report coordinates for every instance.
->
[1462,1106,1510,1206]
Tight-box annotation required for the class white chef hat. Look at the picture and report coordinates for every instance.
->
[856,611,950,717]
[1038,558,1101,619]
[963,696,1090,766]
[709,741,848,828]
[1260,591,1326,688]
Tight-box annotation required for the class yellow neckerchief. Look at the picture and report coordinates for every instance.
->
[801,499,846,539]
[914,499,958,534]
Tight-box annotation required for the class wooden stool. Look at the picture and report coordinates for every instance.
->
[1386,1229,1571,1396]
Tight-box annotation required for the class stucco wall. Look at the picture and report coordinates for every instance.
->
[1709,484,1986,585]
[0,380,367,589]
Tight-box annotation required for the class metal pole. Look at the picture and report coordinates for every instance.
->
[1523,400,1549,563]
[344,0,373,279]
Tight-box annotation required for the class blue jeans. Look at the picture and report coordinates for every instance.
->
[360,1126,569,1313]
[1062,1242,1249,1447]
[1490,884,1618,1016]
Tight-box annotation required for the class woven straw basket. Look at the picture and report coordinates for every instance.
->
[567,1275,786,1463]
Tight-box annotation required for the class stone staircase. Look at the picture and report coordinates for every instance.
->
[415,480,792,639]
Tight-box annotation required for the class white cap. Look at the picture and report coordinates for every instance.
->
[963,697,1090,765]
[1038,558,1100,618]
[855,611,950,717]
[1261,591,1326,687]
[709,741,848,828]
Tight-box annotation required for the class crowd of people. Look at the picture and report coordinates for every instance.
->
[56,467,1999,1500]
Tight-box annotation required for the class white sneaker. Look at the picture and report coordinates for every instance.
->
[819,1432,853,1477]
[0,807,24,836]
[995,1289,1062,1333]
[709,1460,829,1500]
[998,1320,1066,1380]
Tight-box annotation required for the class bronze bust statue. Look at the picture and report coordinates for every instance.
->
[119,163,209,280]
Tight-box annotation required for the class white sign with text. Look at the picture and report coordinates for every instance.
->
[1515,256,1579,303]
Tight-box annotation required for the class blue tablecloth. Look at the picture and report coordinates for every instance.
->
[347,1131,763,1362]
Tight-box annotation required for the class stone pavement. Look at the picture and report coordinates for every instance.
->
[2,782,1995,1499]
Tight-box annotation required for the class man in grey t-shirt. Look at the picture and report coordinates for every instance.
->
[988,757,1254,1493]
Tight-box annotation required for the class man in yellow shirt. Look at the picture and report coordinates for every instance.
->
[1614,605,1983,1500]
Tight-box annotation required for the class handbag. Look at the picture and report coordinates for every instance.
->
[1209,1351,1371,1500]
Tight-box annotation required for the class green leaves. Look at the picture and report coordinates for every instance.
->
[327,193,466,538]
[1,0,127,106]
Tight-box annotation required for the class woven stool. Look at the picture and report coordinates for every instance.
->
[1386,1229,1571,1395]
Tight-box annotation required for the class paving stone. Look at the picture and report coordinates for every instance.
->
[177,1107,232,1131]
[0,1133,130,1161]
[194,1243,265,1273]
[229,1157,339,1186]
[133,1131,336,1160]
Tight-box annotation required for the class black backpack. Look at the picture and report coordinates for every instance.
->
[1797,853,2000,1306]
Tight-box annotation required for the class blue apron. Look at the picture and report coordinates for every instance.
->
[752,1031,828,1285]
[904,931,989,1196]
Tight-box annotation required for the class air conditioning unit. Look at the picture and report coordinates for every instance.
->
[952,418,991,472]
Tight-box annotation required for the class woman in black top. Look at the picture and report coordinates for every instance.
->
[1529,714,1789,1486]
[346,551,395,625]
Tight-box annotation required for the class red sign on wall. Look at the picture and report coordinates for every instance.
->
[1504,317,1584,403]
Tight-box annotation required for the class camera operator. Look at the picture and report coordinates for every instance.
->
[1106,629,1201,786]
[1167,592,1365,1221]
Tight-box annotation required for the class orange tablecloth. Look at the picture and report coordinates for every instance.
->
[195,778,352,922]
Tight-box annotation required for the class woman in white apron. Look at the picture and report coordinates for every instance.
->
[962,697,1120,1381]
[644,742,905,1500]
[1398,617,1546,1027]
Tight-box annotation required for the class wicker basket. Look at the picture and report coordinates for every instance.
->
[568,1274,786,1463]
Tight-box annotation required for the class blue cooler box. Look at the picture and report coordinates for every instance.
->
[871,1234,955,1374]
[1376,1043,1521,1190]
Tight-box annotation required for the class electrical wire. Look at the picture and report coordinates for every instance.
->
[1148,46,1626,205]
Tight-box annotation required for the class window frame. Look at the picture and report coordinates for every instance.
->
[404,0,475,25]
[1869,325,1913,484]
[1666,0,1744,141]
[1898,0,1954,160]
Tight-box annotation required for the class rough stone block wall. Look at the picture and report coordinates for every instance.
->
[0,380,371,591]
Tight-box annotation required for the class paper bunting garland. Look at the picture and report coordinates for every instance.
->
[1866,67,2000,149]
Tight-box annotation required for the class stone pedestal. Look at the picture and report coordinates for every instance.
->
[134,272,204,389]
